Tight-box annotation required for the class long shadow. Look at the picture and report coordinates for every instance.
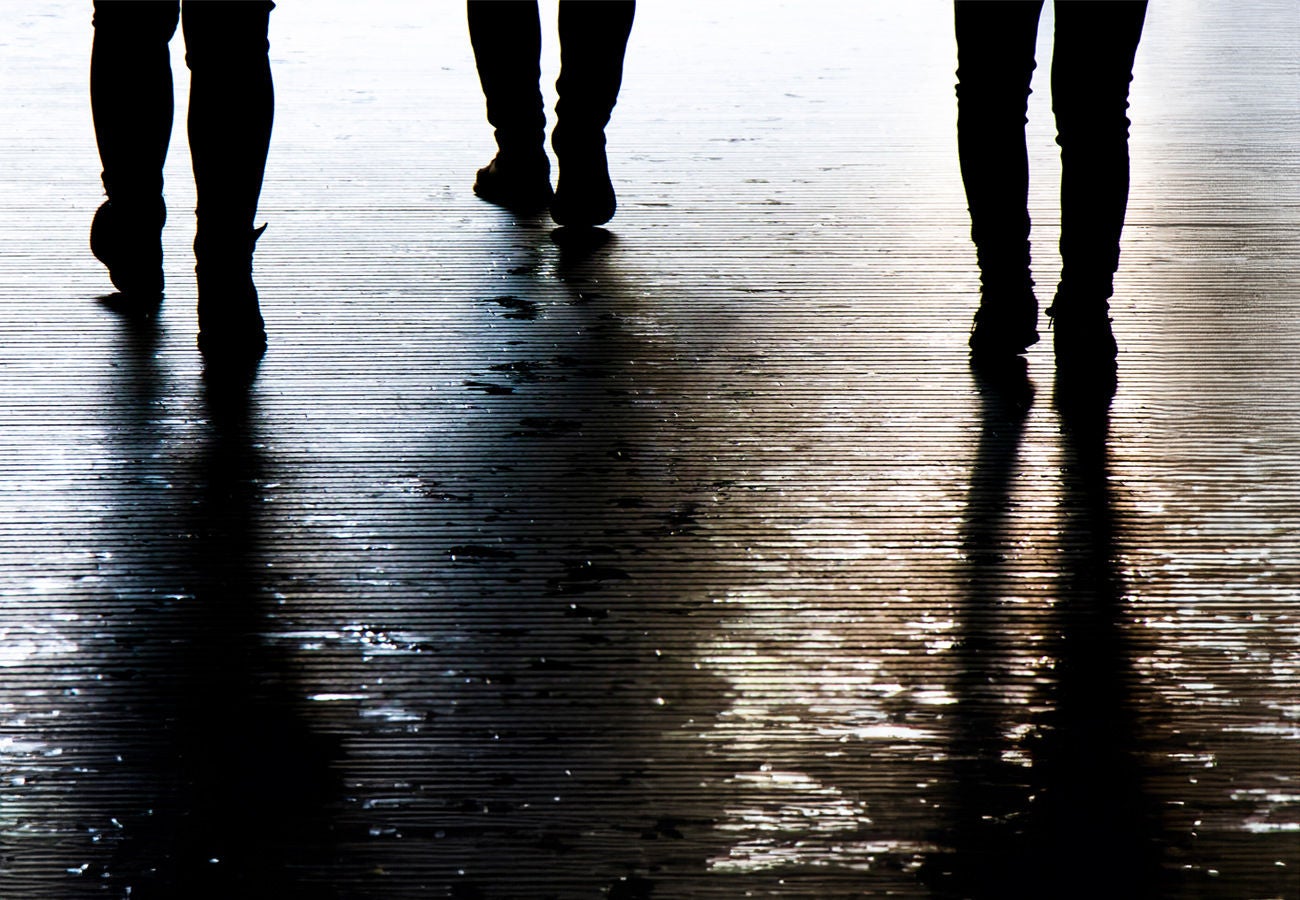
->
[329,218,734,898]
[1033,381,1161,898]
[84,328,341,899]
[926,370,1161,898]
[925,363,1040,896]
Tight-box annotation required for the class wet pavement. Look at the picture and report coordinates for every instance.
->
[0,1,1297,897]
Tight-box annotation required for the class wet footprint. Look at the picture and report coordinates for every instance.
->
[488,295,539,320]
[463,380,514,396]
[488,360,554,384]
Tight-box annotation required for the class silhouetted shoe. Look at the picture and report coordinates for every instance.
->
[969,292,1039,362]
[1048,299,1118,373]
[551,148,616,228]
[90,199,165,304]
[473,151,553,212]
[197,285,266,365]
[196,225,267,364]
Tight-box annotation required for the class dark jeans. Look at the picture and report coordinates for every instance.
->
[467,0,635,156]
[91,0,274,243]
[955,1,1147,305]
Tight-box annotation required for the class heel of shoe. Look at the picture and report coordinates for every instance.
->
[968,290,1039,361]
[473,150,553,212]
[91,199,166,302]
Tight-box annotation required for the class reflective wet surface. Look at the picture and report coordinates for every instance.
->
[0,2,1297,897]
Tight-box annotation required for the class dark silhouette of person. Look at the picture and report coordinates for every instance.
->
[956,1,1147,372]
[90,0,275,363]
[467,0,635,227]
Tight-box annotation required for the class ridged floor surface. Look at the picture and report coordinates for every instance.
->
[0,2,1296,898]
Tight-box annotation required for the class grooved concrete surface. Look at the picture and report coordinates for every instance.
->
[0,2,1296,898]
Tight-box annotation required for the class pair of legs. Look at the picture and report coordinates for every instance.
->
[91,0,275,360]
[956,0,1147,369]
[467,0,635,227]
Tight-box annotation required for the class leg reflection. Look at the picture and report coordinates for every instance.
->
[1037,375,1159,898]
[931,369,1159,897]
[932,365,1038,897]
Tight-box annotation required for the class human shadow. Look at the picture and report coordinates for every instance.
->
[925,363,1039,896]
[82,333,340,899]
[925,368,1160,897]
[322,222,734,898]
[1031,376,1161,897]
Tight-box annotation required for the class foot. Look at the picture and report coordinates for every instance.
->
[969,292,1039,362]
[473,151,553,212]
[196,226,268,365]
[197,284,267,365]
[1047,300,1118,373]
[90,199,165,305]
[551,147,616,228]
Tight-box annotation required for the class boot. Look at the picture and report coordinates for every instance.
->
[90,197,166,308]
[196,225,267,363]
[967,247,1038,362]
[550,124,615,228]
[1047,290,1117,374]
[969,284,1039,362]
[473,151,552,212]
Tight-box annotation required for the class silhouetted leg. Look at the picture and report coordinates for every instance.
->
[1047,1,1147,372]
[954,1,1043,360]
[89,1,178,303]
[181,0,275,364]
[550,0,635,227]
[467,1,553,210]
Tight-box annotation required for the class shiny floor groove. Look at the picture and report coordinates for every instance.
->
[0,2,1296,898]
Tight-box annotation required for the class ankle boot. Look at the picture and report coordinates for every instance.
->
[968,259,1037,362]
[196,224,267,362]
[1047,291,1117,373]
[969,286,1040,361]
[473,147,553,211]
[550,125,615,227]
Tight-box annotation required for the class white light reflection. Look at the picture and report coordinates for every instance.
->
[687,578,958,879]
[0,633,80,669]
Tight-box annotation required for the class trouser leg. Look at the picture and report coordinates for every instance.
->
[955,1,1045,358]
[181,0,275,358]
[91,0,178,211]
[468,0,546,155]
[551,0,635,226]
[466,1,552,209]
[182,0,274,267]
[553,0,635,154]
[89,2,176,300]
[954,0,1043,298]
[1051,1,1148,306]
